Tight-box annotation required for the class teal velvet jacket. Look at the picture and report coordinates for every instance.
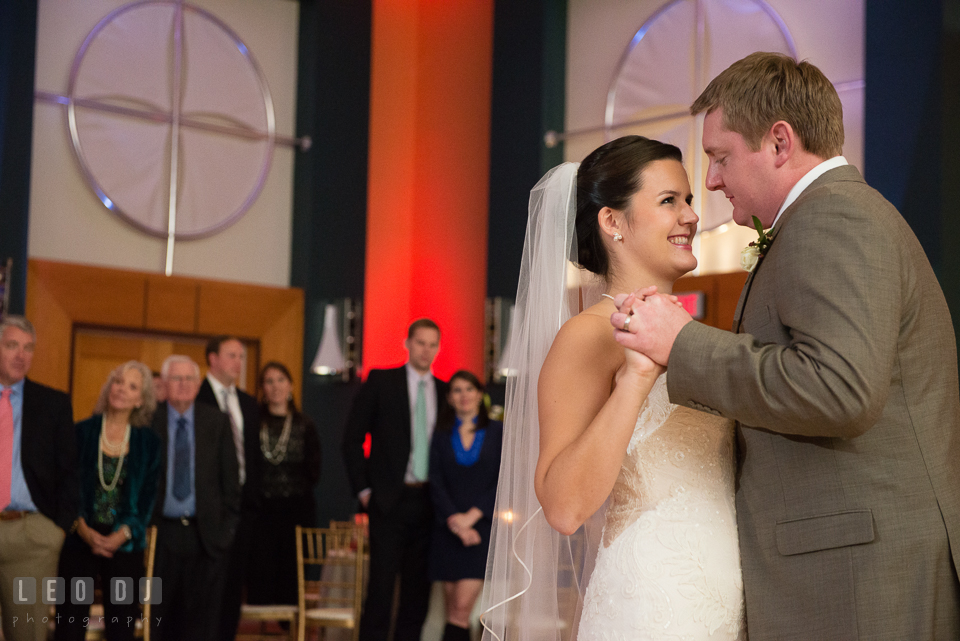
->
[74,415,162,552]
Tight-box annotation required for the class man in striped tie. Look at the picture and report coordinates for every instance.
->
[196,336,261,641]
[342,319,449,641]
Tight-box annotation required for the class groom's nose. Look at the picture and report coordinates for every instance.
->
[705,163,723,190]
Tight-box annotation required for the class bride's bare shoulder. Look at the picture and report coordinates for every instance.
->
[546,309,621,370]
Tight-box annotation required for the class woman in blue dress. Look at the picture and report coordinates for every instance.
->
[429,370,503,641]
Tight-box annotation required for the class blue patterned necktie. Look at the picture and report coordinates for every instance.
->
[413,380,428,481]
[172,416,191,500]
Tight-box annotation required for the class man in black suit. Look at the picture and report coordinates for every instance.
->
[151,355,240,641]
[342,319,448,641]
[195,336,262,641]
[0,315,77,641]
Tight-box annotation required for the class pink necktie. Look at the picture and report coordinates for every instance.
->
[0,388,13,511]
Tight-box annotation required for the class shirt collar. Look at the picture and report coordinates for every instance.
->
[169,402,195,424]
[0,378,25,395]
[405,363,433,384]
[206,372,234,397]
[772,156,848,227]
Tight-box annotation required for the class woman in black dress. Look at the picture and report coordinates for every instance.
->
[245,361,321,605]
[429,370,503,641]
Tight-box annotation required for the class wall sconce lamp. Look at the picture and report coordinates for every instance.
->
[310,298,362,382]
[484,297,517,383]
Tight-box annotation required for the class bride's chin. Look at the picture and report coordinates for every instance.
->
[672,257,697,278]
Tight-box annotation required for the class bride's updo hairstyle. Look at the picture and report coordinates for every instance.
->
[576,135,683,278]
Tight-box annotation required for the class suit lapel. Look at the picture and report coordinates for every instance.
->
[432,377,447,418]
[733,166,861,333]
[193,404,210,496]
[733,270,757,333]
[732,222,783,333]
[397,366,412,431]
[19,379,38,462]
[197,379,217,407]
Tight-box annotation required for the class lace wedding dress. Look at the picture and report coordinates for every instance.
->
[578,374,746,640]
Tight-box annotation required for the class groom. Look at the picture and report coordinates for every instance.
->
[614,52,960,639]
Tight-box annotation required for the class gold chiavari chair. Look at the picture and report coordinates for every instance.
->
[295,525,366,641]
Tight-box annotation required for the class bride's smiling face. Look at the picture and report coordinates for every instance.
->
[618,159,699,281]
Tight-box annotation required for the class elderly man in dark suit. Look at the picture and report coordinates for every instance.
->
[342,319,449,641]
[616,52,960,639]
[151,354,240,641]
[195,336,261,641]
[0,315,77,641]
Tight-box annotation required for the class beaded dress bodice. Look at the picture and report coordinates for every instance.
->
[578,374,745,640]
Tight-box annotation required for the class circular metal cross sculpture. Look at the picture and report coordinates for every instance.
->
[59,0,292,275]
[605,0,797,232]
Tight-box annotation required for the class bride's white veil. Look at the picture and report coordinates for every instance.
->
[480,162,605,641]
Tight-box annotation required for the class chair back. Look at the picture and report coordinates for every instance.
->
[296,526,366,641]
[328,520,354,529]
[141,525,157,641]
[329,515,369,555]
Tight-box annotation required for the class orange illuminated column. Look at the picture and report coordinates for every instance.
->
[363,0,493,380]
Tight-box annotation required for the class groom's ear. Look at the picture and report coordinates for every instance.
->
[769,121,795,168]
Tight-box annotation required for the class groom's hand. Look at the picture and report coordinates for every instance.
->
[610,290,692,365]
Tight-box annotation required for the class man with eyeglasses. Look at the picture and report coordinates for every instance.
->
[150,355,240,640]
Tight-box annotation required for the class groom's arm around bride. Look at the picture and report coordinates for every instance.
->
[615,52,960,641]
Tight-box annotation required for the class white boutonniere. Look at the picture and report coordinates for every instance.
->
[740,216,773,273]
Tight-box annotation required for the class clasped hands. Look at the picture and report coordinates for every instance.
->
[447,507,483,547]
[76,517,127,557]
[609,286,693,366]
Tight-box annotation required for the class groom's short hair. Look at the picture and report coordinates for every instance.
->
[690,51,844,159]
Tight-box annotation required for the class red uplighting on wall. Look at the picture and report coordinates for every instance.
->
[362,0,494,382]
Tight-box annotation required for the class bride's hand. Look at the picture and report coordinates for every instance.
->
[616,343,664,385]
[614,286,684,312]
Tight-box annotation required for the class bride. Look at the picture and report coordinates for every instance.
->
[481,135,744,640]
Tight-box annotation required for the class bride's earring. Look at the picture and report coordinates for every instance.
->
[613,232,623,242]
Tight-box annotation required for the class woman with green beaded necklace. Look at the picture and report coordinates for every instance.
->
[55,361,161,641]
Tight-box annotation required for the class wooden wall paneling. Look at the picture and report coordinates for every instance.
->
[71,329,210,421]
[675,271,748,331]
[136,333,205,374]
[29,259,145,327]
[258,293,305,392]
[197,281,296,338]
[72,331,150,420]
[26,261,76,392]
[145,275,199,333]
[714,271,749,331]
[245,343,260,394]
[674,274,718,328]
[197,280,304,398]
[25,259,305,407]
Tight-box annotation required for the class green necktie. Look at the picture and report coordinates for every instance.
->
[413,380,428,481]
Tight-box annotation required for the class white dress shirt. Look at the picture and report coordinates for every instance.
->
[206,373,244,435]
[206,373,246,485]
[772,156,848,228]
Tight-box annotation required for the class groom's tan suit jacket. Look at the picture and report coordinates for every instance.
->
[668,165,960,640]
